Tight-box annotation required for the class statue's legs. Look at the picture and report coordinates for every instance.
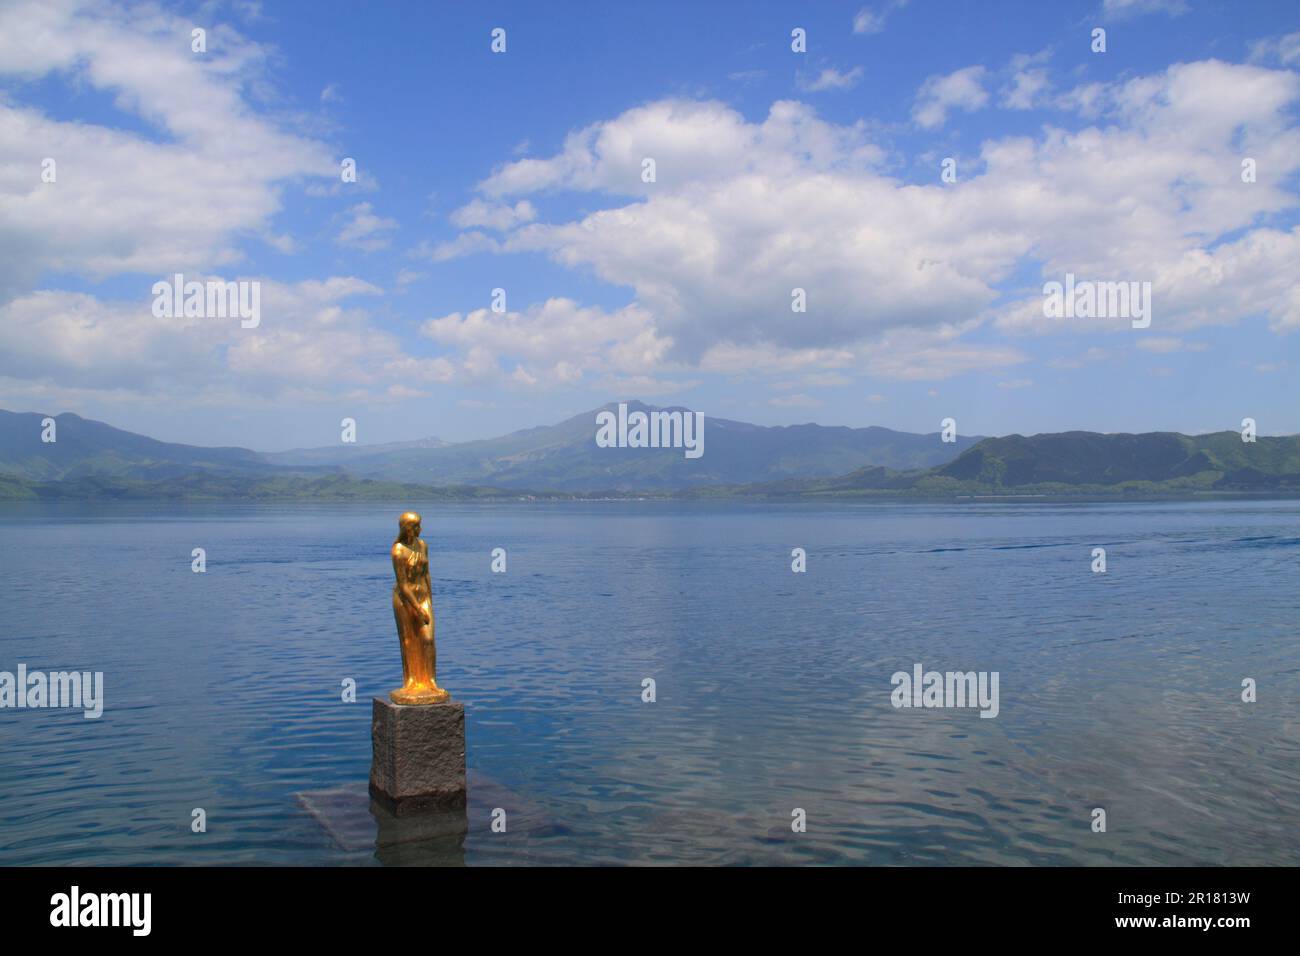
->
[390,597,449,705]
[392,591,410,687]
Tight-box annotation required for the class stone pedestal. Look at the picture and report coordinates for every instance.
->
[369,696,467,816]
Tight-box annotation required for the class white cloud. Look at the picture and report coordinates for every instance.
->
[1002,54,1051,110]
[853,1,909,35]
[0,0,336,300]
[1249,31,1300,67]
[0,277,457,404]
[421,298,675,389]
[495,108,1011,362]
[1055,81,1110,118]
[477,98,882,198]
[798,66,865,92]
[449,199,537,231]
[261,232,299,254]
[433,59,1300,389]
[417,231,502,263]
[913,66,989,128]
[336,202,398,251]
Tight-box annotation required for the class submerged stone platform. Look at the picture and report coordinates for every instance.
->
[368,696,467,816]
[297,770,560,864]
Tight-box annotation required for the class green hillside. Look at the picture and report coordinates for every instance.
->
[0,409,279,481]
[928,431,1300,493]
[685,431,1300,499]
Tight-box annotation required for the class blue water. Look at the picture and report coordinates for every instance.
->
[0,500,1297,865]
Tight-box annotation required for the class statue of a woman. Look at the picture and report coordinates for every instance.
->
[389,511,450,704]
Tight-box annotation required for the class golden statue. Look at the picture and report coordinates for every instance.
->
[389,512,450,705]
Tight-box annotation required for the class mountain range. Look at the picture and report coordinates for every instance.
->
[1,403,1297,499]
[0,402,978,493]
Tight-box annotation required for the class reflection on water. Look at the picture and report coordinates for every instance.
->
[0,499,1297,865]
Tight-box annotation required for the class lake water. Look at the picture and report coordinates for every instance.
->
[1,499,1297,866]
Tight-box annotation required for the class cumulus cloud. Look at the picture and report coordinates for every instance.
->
[913,66,989,128]
[0,0,336,300]
[477,99,883,198]
[449,199,537,231]
[476,101,1002,366]
[0,277,456,405]
[1002,69,1049,109]
[1002,52,1052,110]
[1250,31,1300,67]
[416,231,502,263]
[10,5,1300,410]
[336,202,398,251]
[421,297,677,390]
[989,61,1300,334]
[0,1,422,411]
[429,56,1300,389]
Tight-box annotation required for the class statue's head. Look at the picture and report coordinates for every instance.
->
[397,511,422,542]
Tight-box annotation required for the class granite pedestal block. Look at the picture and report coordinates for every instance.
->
[369,696,467,816]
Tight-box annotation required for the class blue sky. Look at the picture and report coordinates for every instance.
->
[1,0,1299,449]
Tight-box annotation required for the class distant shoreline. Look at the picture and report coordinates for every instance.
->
[7,408,1300,503]
[3,478,1299,505]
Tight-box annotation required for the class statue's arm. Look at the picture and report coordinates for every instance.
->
[419,539,432,589]
[392,545,421,612]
